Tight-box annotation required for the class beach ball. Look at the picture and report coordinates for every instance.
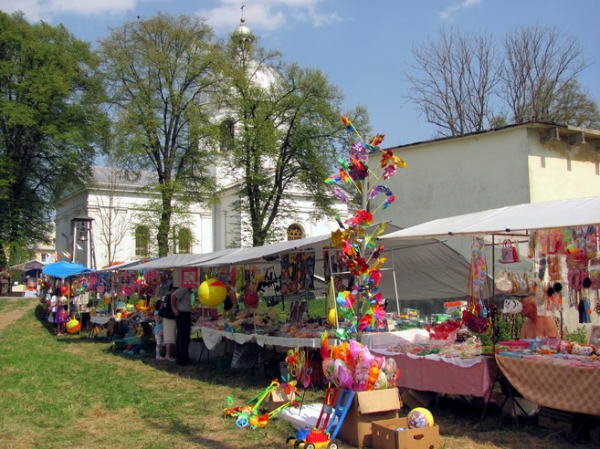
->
[198,278,227,307]
[66,319,81,334]
[407,407,434,428]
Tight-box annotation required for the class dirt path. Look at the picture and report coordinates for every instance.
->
[0,298,37,331]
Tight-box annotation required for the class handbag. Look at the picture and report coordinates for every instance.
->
[503,298,522,314]
[495,270,513,293]
[500,239,519,264]
[158,296,176,319]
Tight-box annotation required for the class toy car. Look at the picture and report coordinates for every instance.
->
[286,428,338,449]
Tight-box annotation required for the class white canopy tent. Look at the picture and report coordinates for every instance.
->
[190,225,472,303]
[117,226,472,302]
[120,249,243,271]
[379,196,600,241]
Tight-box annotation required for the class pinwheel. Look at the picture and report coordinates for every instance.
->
[382,164,396,180]
[333,187,349,202]
[342,115,357,134]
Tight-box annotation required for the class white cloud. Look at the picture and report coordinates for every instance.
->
[439,0,482,21]
[0,0,150,23]
[196,0,342,34]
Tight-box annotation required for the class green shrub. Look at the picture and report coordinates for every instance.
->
[563,325,588,344]
[478,312,523,346]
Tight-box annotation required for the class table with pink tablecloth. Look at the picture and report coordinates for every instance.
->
[374,351,498,399]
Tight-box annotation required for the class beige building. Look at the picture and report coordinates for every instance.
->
[375,122,600,231]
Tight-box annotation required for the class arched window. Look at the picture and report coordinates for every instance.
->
[178,228,192,254]
[220,118,235,152]
[135,226,150,256]
[287,224,304,241]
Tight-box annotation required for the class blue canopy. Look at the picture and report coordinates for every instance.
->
[42,261,93,278]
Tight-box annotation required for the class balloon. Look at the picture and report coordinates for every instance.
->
[407,407,434,428]
[328,308,338,326]
[373,369,387,390]
[366,364,380,391]
[322,358,335,381]
[354,362,370,391]
[374,355,386,369]
[334,359,353,389]
[385,358,399,385]
[349,339,362,359]
[359,345,374,365]
[198,278,227,307]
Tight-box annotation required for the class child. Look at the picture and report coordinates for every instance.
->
[153,311,165,360]
[56,303,69,336]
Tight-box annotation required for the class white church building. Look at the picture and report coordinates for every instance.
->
[54,17,348,269]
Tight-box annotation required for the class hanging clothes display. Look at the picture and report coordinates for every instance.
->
[463,237,490,333]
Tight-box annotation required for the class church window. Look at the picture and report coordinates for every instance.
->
[287,224,304,241]
[220,118,235,152]
[178,228,192,254]
[135,226,150,256]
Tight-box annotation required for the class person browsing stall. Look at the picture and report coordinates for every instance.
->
[171,284,192,366]
[224,283,238,312]
[520,295,559,339]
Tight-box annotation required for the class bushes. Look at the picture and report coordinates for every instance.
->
[563,325,588,344]
[478,312,523,346]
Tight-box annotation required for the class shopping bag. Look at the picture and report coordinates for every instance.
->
[500,239,519,264]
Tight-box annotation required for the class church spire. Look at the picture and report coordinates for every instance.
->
[233,2,255,49]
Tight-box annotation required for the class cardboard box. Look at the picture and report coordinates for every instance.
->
[491,393,537,417]
[372,417,440,449]
[337,387,401,449]
[538,406,574,433]
[263,388,296,413]
[400,389,433,410]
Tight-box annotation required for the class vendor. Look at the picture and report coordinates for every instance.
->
[520,296,559,339]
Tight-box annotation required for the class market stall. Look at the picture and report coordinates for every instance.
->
[369,328,498,400]
[379,196,600,416]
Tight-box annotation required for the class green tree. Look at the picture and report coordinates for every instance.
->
[0,11,108,267]
[546,80,600,129]
[98,13,220,257]
[214,27,366,246]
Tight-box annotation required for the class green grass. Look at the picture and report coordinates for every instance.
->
[0,298,597,449]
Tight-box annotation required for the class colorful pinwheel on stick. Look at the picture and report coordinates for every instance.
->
[323,116,406,334]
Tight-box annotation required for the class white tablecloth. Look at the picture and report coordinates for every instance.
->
[191,327,325,351]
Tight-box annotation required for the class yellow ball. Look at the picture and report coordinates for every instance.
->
[66,319,81,334]
[328,308,338,326]
[407,407,434,428]
[198,278,227,307]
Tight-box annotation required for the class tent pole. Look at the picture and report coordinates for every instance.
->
[491,235,496,349]
[390,248,400,315]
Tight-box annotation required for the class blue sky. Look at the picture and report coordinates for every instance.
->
[1,0,599,146]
